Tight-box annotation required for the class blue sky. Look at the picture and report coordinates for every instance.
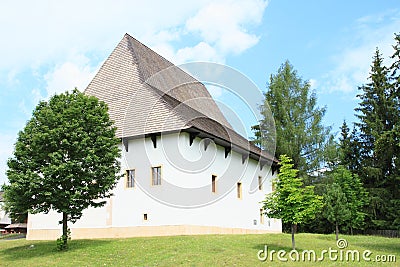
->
[1,0,399,185]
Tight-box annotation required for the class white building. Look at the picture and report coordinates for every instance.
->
[27,34,282,240]
[0,192,12,232]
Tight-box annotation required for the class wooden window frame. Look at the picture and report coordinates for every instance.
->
[126,169,135,188]
[151,166,162,186]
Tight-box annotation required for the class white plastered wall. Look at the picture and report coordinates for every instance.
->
[27,132,281,239]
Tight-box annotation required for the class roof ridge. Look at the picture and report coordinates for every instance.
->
[124,34,145,83]
[122,33,232,128]
[123,33,174,82]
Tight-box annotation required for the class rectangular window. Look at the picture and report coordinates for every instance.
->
[260,209,264,224]
[143,213,148,221]
[258,176,263,190]
[152,166,161,185]
[212,175,217,193]
[237,182,242,199]
[126,169,135,188]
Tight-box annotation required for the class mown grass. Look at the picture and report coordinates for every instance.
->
[0,233,398,266]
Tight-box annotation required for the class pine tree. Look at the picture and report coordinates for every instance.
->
[387,33,400,228]
[324,183,351,241]
[339,121,361,172]
[330,166,368,234]
[355,46,399,229]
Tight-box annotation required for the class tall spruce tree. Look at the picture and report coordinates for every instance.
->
[388,33,400,228]
[355,46,399,229]
[259,61,331,182]
[339,121,361,172]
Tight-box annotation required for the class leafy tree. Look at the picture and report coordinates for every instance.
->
[2,89,121,249]
[324,183,351,241]
[262,155,323,250]
[259,61,331,182]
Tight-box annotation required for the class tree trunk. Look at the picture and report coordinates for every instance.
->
[335,221,339,241]
[62,212,68,247]
[291,224,296,250]
[350,226,353,235]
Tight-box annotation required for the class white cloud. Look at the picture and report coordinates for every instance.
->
[0,1,210,71]
[0,0,267,97]
[322,10,400,94]
[44,60,98,98]
[175,42,223,63]
[147,0,268,64]
[185,0,267,55]
[206,85,224,98]
[309,79,317,90]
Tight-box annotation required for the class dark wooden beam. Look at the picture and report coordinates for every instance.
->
[189,132,199,146]
[260,160,267,171]
[204,138,211,151]
[150,134,157,148]
[242,154,248,164]
[224,146,231,158]
[122,138,129,152]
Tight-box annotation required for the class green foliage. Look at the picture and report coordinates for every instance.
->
[353,39,400,229]
[339,121,362,172]
[263,155,323,249]
[263,155,323,225]
[324,183,351,240]
[330,166,368,231]
[260,61,331,181]
[2,89,121,247]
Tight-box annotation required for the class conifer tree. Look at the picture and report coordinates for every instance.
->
[355,46,399,229]
[324,183,351,241]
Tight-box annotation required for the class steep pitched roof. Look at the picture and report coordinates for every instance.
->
[85,33,277,164]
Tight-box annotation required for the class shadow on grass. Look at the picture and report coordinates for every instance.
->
[253,243,290,252]
[355,240,400,253]
[0,239,112,261]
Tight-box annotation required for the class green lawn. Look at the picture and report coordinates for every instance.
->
[0,233,398,266]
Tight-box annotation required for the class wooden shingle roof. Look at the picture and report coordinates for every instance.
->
[85,33,277,164]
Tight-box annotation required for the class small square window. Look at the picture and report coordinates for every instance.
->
[237,182,242,199]
[126,169,135,188]
[152,166,161,185]
[212,175,217,193]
